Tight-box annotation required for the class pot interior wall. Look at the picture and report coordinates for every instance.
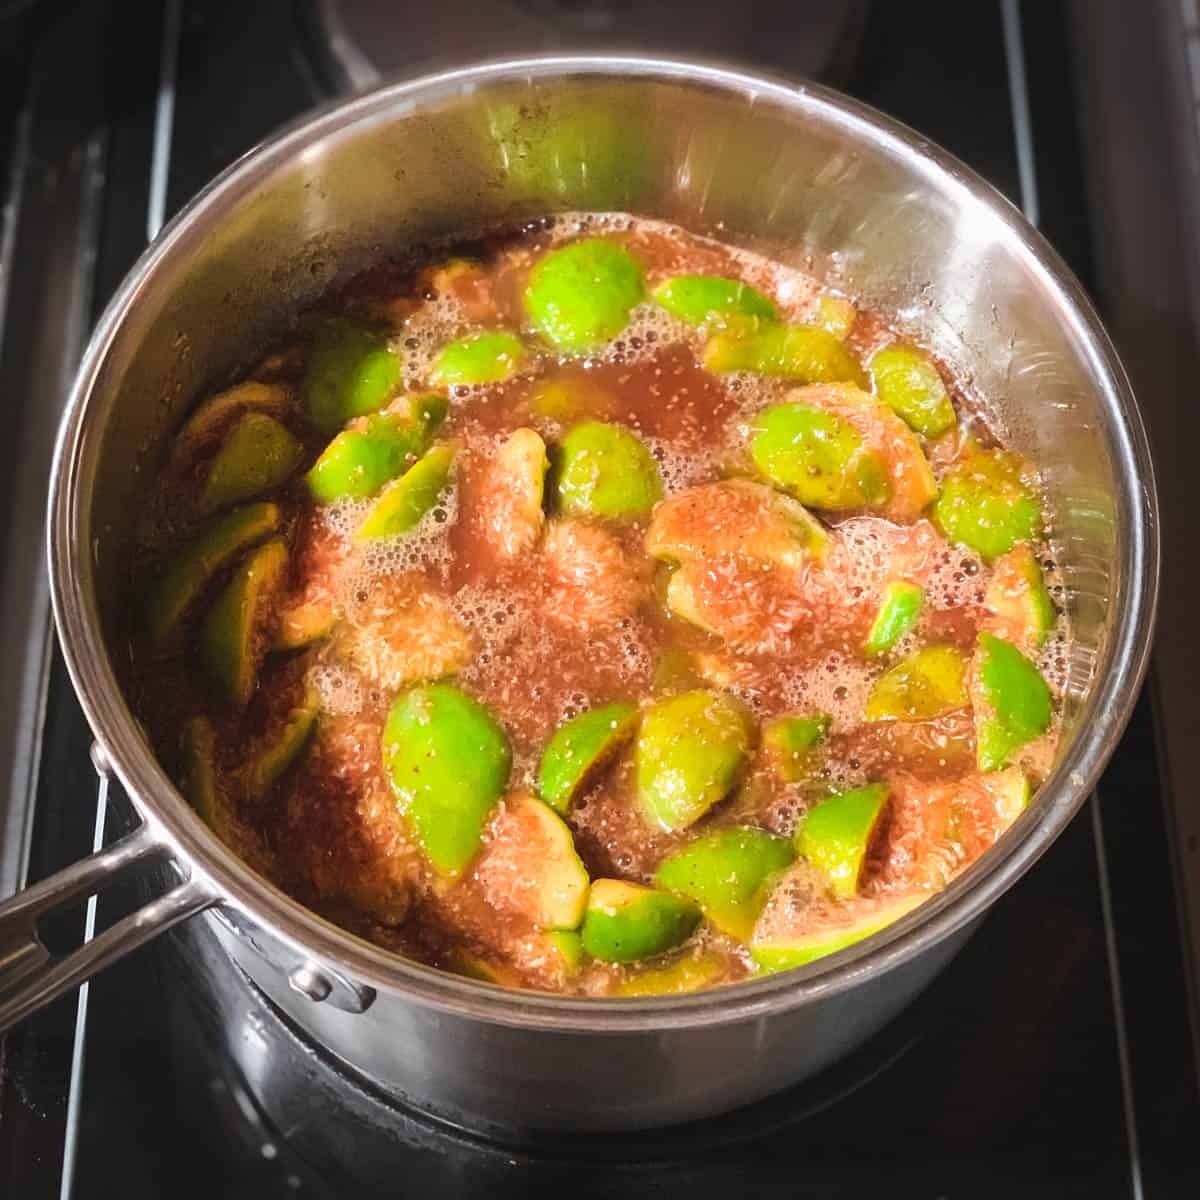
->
[83,67,1126,787]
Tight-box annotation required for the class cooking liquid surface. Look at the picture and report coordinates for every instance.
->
[125,214,1068,996]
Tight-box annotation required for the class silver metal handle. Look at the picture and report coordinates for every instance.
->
[0,822,216,1032]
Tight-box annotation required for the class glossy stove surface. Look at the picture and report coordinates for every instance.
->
[0,1,1197,1197]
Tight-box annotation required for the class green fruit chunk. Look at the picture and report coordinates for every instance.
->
[197,412,303,516]
[145,502,279,644]
[181,717,220,829]
[537,703,639,815]
[274,598,337,650]
[546,929,585,972]
[931,449,1043,562]
[651,647,705,696]
[580,880,701,964]
[984,544,1055,651]
[645,478,827,571]
[636,690,752,832]
[483,795,590,930]
[864,581,925,657]
[814,296,856,340]
[868,343,956,439]
[703,322,868,387]
[796,784,889,899]
[524,239,645,352]
[864,644,968,722]
[973,632,1052,772]
[355,443,456,540]
[452,953,525,989]
[615,953,726,996]
[381,684,511,876]
[301,319,402,433]
[750,400,891,509]
[199,539,288,707]
[485,427,549,559]
[751,894,924,972]
[429,331,527,386]
[175,381,289,448]
[662,565,720,638]
[651,276,777,326]
[655,827,796,941]
[384,390,449,436]
[983,768,1032,830]
[307,413,429,503]
[554,421,663,518]
[761,713,831,783]
[245,686,320,801]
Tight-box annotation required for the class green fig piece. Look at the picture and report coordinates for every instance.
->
[452,953,525,989]
[381,684,511,876]
[864,644,969,722]
[703,322,868,387]
[751,894,924,972]
[868,343,956,439]
[145,502,279,645]
[973,632,1052,772]
[307,412,431,503]
[484,427,549,560]
[537,703,639,815]
[175,381,290,449]
[181,716,221,830]
[274,598,338,650]
[984,544,1055,651]
[983,768,1032,830]
[662,564,723,638]
[750,399,890,510]
[429,331,527,386]
[546,929,585,972]
[651,276,777,326]
[796,784,889,898]
[301,319,402,433]
[636,690,752,832]
[355,443,456,540]
[814,296,856,340]
[761,713,831,783]
[554,421,663,518]
[199,538,288,707]
[244,686,320,802]
[655,827,795,941]
[386,390,449,435]
[651,647,706,696]
[580,879,701,964]
[524,239,645,352]
[614,952,726,996]
[478,794,590,930]
[864,581,925,657]
[197,412,303,516]
[931,449,1043,562]
[645,478,827,570]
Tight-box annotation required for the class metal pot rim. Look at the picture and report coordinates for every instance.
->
[48,53,1159,1033]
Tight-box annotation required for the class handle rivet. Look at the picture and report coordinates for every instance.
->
[287,963,332,1003]
[89,740,112,777]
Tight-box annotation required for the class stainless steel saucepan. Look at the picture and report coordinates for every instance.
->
[0,57,1158,1133]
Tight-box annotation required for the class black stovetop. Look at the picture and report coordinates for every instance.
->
[1,2,1198,1197]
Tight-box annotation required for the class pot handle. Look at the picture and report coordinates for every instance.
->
[0,822,217,1032]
